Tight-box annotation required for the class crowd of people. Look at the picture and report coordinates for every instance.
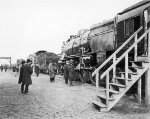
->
[0,65,8,72]
[14,58,76,94]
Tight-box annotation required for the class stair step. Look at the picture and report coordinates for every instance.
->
[137,55,148,62]
[119,72,138,75]
[114,77,132,81]
[109,89,120,94]
[98,88,106,92]
[109,83,125,88]
[97,94,115,101]
[128,66,144,69]
[138,55,148,57]
[130,60,148,63]
[98,88,120,94]
[92,100,107,108]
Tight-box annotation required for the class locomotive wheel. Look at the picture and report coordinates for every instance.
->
[80,70,90,83]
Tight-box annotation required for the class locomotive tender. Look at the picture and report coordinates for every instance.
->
[61,0,150,84]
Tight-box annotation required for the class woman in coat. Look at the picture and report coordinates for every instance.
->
[21,59,33,94]
[48,62,55,82]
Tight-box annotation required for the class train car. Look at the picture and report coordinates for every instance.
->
[35,51,60,74]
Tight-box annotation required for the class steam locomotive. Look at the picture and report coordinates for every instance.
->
[61,0,150,85]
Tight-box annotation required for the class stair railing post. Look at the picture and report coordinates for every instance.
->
[134,34,137,61]
[96,72,99,95]
[145,30,150,106]
[113,55,116,83]
[125,54,128,86]
[106,73,109,107]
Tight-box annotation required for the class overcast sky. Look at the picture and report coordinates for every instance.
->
[0,0,141,64]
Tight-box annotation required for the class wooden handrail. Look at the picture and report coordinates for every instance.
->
[92,26,143,77]
[101,28,150,79]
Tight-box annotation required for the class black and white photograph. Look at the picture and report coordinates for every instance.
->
[0,0,150,119]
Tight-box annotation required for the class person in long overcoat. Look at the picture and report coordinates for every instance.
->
[48,62,55,82]
[1,65,3,72]
[18,60,25,86]
[35,64,40,77]
[21,59,33,94]
[64,61,69,84]
[68,59,75,86]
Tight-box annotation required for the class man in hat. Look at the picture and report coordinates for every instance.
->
[18,60,25,85]
[64,60,69,84]
[68,59,75,86]
[21,59,33,94]
[35,63,40,77]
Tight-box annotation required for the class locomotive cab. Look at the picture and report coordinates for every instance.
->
[116,1,150,57]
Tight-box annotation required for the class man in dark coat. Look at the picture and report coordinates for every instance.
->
[68,59,75,86]
[4,65,8,72]
[35,64,40,77]
[21,59,33,94]
[18,60,25,86]
[64,61,69,84]
[1,65,3,72]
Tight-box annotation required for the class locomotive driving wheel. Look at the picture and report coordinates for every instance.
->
[80,69,91,83]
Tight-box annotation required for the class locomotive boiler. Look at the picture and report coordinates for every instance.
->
[61,19,115,84]
[61,29,90,56]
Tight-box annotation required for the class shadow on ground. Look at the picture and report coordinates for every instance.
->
[111,95,150,114]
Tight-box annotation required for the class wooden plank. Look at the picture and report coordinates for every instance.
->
[109,83,125,88]
[134,34,137,61]
[125,54,128,86]
[106,74,109,106]
[137,78,141,104]
[109,89,120,94]
[113,55,116,83]
[96,73,99,95]
[145,31,150,106]
[92,101,107,108]
[128,66,144,69]
[97,94,114,101]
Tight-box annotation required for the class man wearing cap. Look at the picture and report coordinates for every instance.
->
[21,59,33,94]
[64,60,69,84]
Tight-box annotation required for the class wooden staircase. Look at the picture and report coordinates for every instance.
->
[92,26,150,111]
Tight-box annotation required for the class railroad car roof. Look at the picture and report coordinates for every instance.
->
[90,18,114,30]
[119,0,150,15]
[117,0,150,22]
[35,50,47,55]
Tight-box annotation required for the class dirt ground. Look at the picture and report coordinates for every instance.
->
[0,70,150,119]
